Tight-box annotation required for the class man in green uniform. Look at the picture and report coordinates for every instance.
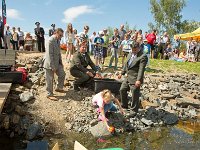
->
[70,41,98,91]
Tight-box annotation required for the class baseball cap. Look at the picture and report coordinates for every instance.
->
[35,22,40,25]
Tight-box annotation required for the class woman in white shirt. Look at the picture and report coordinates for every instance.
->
[64,23,75,63]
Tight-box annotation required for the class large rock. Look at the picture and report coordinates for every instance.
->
[161,94,176,100]
[11,114,20,124]
[20,91,34,102]
[141,118,154,126]
[175,97,200,108]
[90,121,111,137]
[158,84,168,91]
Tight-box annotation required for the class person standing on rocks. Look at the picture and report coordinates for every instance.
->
[118,42,147,114]
[70,41,98,91]
[43,28,66,101]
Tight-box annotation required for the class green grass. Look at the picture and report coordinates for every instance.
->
[103,56,200,74]
[149,59,200,74]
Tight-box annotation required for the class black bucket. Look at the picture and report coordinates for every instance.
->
[94,78,122,95]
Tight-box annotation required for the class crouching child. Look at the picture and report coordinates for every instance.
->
[92,89,124,131]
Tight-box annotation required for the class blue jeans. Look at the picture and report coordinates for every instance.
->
[104,102,117,113]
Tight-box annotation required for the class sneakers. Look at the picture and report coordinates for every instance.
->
[46,95,58,101]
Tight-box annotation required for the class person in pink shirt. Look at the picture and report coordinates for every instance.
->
[92,89,124,130]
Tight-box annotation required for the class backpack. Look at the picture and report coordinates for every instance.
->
[16,67,28,83]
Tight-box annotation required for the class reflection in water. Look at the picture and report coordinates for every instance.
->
[0,120,200,150]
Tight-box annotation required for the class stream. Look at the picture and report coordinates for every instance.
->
[0,120,200,150]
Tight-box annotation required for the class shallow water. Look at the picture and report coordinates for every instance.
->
[1,120,200,150]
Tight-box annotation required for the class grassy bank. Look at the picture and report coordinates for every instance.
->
[103,56,200,74]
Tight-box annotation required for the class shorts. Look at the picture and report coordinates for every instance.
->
[150,44,155,51]
[19,40,24,46]
[122,51,129,57]
[95,47,103,58]
[102,47,108,58]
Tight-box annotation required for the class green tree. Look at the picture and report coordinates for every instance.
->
[124,21,130,31]
[178,20,200,33]
[107,26,114,39]
[149,0,186,36]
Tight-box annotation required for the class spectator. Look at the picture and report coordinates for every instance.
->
[173,36,180,56]
[120,33,132,68]
[64,23,75,63]
[102,29,109,64]
[142,39,151,66]
[146,29,156,59]
[127,30,133,40]
[49,24,56,37]
[34,22,45,52]
[136,29,143,45]
[119,24,126,41]
[159,32,170,59]
[164,43,173,60]
[24,33,33,51]
[0,16,4,49]
[194,42,200,62]
[4,25,12,49]
[89,31,97,56]
[109,28,121,70]
[188,40,196,62]
[73,29,78,52]
[17,27,25,50]
[94,31,104,69]
[78,25,90,53]
[11,27,19,50]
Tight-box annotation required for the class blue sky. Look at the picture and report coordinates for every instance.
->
[4,0,200,35]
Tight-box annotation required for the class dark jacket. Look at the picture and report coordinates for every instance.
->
[34,27,45,39]
[122,49,147,84]
[70,51,97,73]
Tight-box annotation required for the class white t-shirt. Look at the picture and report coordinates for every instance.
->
[92,92,114,108]
[90,34,97,45]
[121,40,133,52]
[18,31,24,41]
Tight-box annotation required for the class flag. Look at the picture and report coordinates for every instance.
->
[2,0,6,25]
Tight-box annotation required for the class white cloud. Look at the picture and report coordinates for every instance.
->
[7,9,23,20]
[62,5,95,23]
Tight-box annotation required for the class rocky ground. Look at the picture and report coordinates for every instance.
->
[0,51,200,140]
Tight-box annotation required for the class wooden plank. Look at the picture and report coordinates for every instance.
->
[0,83,12,113]
[0,50,16,65]
[74,141,88,150]
[52,142,59,150]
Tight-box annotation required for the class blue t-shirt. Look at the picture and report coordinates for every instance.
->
[143,44,151,54]
[94,37,104,48]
